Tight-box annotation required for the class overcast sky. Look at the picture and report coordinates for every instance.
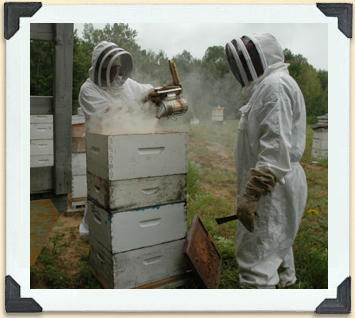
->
[75,23,328,71]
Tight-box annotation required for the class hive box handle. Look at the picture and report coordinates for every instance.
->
[137,147,165,155]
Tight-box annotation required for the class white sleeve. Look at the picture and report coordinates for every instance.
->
[249,95,293,185]
[125,78,154,102]
[79,83,111,116]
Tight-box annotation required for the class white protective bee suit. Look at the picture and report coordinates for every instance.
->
[78,41,153,238]
[225,33,307,288]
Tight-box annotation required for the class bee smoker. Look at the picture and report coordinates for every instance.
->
[155,87,188,119]
[155,60,188,119]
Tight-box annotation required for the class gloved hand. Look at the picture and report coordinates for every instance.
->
[237,169,276,232]
[146,88,161,104]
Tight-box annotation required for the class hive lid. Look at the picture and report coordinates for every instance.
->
[183,214,222,289]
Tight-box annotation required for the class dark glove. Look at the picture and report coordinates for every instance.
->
[237,169,276,232]
[145,88,161,104]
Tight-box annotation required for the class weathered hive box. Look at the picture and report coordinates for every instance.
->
[87,172,186,211]
[30,123,53,140]
[311,141,328,159]
[88,198,187,254]
[30,115,53,167]
[71,149,87,200]
[89,235,188,289]
[212,107,224,126]
[311,114,328,160]
[72,122,86,153]
[30,139,53,156]
[69,117,87,207]
[86,132,188,181]
[72,153,86,176]
[72,175,87,198]
[190,118,199,125]
[30,115,53,124]
[30,154,54,167]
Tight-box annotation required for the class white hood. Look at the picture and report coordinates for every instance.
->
[241,33,289,97]
[88,41,133,95]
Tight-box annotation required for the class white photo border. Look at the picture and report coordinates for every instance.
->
[6,3,349,312]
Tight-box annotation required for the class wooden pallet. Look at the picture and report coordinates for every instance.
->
[91,266,194,289]
[67,193,86,212]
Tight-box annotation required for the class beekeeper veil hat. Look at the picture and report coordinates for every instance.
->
[89,41,133,90]
[225,33,287,91]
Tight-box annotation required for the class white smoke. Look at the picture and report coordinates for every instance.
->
[91,99,160,135]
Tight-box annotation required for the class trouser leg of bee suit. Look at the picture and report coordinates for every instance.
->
[239,245,295,289]
[279,247,297,287]
[79,199,89,239]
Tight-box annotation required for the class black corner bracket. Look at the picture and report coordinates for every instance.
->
[4,2,42,40]
[5,275,42,313]
[315,277,351,314]
[317,3,353,38]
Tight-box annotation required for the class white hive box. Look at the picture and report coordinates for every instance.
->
[30,123,53,140]
[89,235,188,289]
[30,155,54,167]
[311,127,328,160]
[71,119,87,202]
[88,199,187,254]
[72,175,87,198]
[71,153,87,198]
[72,115,85,125]
[86,132,188,181]
[190,118,199,125]
[313,129,328,140]
[72,153,86,176]
[312,137,328,151]
[87,172,187,211]
[30,115,54,167]
[30,114,53,124]
[30,139,53,156]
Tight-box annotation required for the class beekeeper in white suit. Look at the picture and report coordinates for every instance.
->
[224,33,307,288]
[78,41,166,238]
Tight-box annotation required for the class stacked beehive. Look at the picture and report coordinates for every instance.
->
[212,106,224,128]
[68,109,87,210]
[30,115,53,168]
[86,132,189,289]
[311,114,328,160]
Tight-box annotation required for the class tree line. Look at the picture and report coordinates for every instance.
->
[30,23,328,124]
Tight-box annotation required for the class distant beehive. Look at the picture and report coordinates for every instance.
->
[86,131,189,289]
[311,114,328,160]
[190,118,199,125]
[212,106,224,127]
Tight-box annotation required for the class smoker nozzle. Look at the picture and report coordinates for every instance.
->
[156,104,167,119]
